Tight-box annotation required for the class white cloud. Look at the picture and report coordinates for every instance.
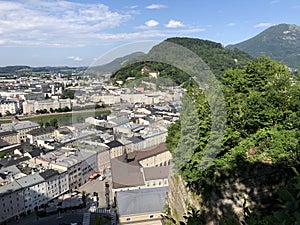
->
[0,0,132,47]
[145,20,159,28]
[130,5,139,9]
[270,0,280,4]
[226,22,236,27]
[254,22,273,28]
[165,19,184,28]
[89,28,205,41]
[0,1,203,48]
[0,39,7,45]
[146,4,167,9]
[68,56,83,61]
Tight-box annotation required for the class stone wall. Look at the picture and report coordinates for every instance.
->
[167,174,201,223]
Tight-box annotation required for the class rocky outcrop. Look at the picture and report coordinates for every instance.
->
[167,174,202,223]
[167,165,289,224]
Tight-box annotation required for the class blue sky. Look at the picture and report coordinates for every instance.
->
[0,0,299,67]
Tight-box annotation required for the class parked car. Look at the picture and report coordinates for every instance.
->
[99,175,106,181]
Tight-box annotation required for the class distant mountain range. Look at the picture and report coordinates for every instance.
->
[87,51,145,75]
[0,52,146,76]
[227,23,300,69]
[0,65,86,75]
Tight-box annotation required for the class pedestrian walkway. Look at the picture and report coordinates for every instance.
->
[82,212,91,225]
[111,211,117,225]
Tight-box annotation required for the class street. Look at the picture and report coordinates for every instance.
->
[10,178,113,225]
[78,177,113,208]
[14,208,86,225]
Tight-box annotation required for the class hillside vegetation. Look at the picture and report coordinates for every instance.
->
[166,56,300,224]
[227,24,300,70]
[111,38,252,85]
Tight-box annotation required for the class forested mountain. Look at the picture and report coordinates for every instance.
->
[111,37,252,85]
[166,57,300,224]
[227,24,300,69]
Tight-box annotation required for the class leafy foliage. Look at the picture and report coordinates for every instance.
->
[166,56,300,222]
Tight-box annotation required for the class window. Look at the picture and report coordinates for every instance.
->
[150,215,154,218]
[126,218,131,221]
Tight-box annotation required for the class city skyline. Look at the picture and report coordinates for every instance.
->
[0,0,299,66]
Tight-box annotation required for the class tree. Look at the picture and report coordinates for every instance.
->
[171,56,300,223]
[49,118,58,128]
[38,121,44,128]
[5,110,12,116]
[60,90,74,99]
[180,206,206,225]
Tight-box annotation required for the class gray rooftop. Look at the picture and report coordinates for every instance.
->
[39,149,96,168]
[0,165,22,177]
[15,173,44,188]
[143,165,170,181]
[0,180,22,196]
[27,126,55,136]
[116,187,168,217]
[108,116,129,126]
[0,121,39,132]
[111,158,145,189]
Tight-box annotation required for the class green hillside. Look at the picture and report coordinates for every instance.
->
[227,24,300,69]
[166,57,300,224]
[111,37,253,85]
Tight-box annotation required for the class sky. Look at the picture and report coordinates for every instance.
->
[0,0,299,67]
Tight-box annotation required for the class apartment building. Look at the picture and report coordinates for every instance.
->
[39,169,69,201]
[0,181,24,223]
[33,148,97,191]
[0,120,39,142]
[0,165,25,224]
[15,173,47,214]
[0,99,20,115]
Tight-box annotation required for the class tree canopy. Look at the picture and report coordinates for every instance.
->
[166,56,300,223]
